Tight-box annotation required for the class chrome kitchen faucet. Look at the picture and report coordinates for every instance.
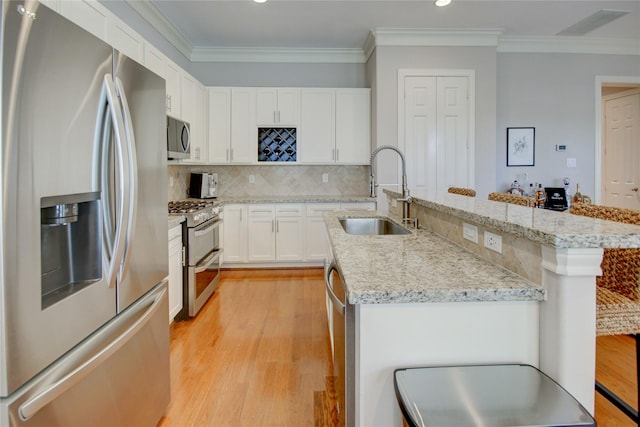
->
[369,145,417,228]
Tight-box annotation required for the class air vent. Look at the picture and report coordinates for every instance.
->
[258,128,297,162]
[557,9,630,36]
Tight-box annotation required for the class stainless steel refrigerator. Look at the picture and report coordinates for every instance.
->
[0,1,170,425]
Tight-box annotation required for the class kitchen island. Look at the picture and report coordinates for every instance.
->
[324,190,640,427]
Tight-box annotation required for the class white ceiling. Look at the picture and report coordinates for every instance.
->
[138,0,640,59]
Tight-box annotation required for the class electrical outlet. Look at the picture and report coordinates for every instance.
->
[484,231,502,254]
[249,174,255,184]
[322,173,329,183]
[169,176,174,188]
[462,223,478,243]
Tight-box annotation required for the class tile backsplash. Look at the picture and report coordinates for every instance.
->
[168,164,370,201]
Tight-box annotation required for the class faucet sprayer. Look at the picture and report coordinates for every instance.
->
[369,145,415,226]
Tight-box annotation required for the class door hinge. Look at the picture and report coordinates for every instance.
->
[181,246,186,267]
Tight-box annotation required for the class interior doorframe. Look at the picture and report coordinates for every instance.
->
[397,68,476,190]
[594,75,640,205]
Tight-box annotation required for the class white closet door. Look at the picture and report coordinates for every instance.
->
[603,92,640,210]
[403,75,469,193]
[404,76,437,191]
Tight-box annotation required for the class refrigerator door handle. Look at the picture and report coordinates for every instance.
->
[114,77,138,287]
[18,285,168,421]
[96,74,129,290]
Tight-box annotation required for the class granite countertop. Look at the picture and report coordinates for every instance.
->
[215,194,376,205]
[385,188,640,249]
[324,211,545,305]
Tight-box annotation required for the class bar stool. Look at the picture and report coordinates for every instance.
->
[488,192,536,207]
[569,202,640,426]
[447,187,476,197]
[394,364,596,427]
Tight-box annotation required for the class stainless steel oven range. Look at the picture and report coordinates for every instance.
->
[168,200,222,319]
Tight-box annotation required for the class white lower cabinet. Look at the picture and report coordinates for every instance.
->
[168,223,184,323]
[306,203,340,261]
[223,204,248,263]
[223,201,375,267]
[248,204,304,262]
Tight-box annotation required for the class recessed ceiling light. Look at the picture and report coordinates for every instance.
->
[254,0,267,3]
[557,9,630,36]
[435,0,451,6]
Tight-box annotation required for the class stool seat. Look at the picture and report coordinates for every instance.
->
[394,364,595,427]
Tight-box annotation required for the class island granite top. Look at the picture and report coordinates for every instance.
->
[385,188,640,249]
[324,211,545,305]
[215,194,375,205]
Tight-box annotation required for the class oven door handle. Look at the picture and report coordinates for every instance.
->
[195,250,221,273]
[194,219,221,237]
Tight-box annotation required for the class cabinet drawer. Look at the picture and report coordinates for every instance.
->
[248,204,275,217]
[276,204,303,217]
[340,202,376,211]
[306,203,340,217]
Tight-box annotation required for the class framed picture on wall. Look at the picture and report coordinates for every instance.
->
[507,127,535,166]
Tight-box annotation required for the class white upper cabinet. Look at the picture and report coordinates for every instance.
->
[106,19,143,63]
[183,79,207,163]
[299,88,371,164]
[335,89,371,164]
[143,43,166,79]
[230,88,258,163]
[58,0,108,41]
[165,61,182,118]
[208,87,257,164]
[208,87,232,163]
[256,88,300,126]
[298,89,336,163]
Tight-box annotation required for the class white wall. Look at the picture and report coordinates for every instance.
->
[370,46,498,199]
[496,53,640,199]
[191,62,366,87]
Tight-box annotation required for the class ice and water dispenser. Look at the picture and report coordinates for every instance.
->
[40,192,102,309]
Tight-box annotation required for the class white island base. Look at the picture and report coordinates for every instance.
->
[356,300,540,427]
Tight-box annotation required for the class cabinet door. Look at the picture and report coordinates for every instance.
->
[223,205,248,264]
[305,203,340,260]
[256,88,278,126]
[208,87,231,163]
[107,19,143,63]
[248,206,276,262]
[231,88,257,163]
[143,43,166,79]
[187,81,207,163]
[275,88,300,126]
[336,89,371,164]
[299,89,335,163]
[165,60,182,118]
[276,217,304,261]
[59,0,108,41]
[168,229,183,323]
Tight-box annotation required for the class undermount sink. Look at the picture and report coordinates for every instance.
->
[339,217,411,235]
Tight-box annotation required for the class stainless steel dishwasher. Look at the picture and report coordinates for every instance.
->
[325,261,356,427]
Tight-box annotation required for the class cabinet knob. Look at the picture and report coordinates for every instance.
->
[632,187,639,192]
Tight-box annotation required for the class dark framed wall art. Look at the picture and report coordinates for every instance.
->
[506,127,535,167]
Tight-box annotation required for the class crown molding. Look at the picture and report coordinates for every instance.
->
[498,36,640,55]
[371,28,504,48]
[191,47,366,63]
[124,0,192,60]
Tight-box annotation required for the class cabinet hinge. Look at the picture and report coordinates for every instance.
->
[181,246,186,267]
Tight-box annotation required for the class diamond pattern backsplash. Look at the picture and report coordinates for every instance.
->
[258,128,297,162]
[168,164,370,201]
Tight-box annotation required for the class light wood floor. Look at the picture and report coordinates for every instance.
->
[157,268,638,427]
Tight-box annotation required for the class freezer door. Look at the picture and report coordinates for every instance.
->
[112,52,168,312]
[1,2,117,396]
[0,283,170,427]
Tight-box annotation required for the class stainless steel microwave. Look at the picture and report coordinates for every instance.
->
[167,116,190,160]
